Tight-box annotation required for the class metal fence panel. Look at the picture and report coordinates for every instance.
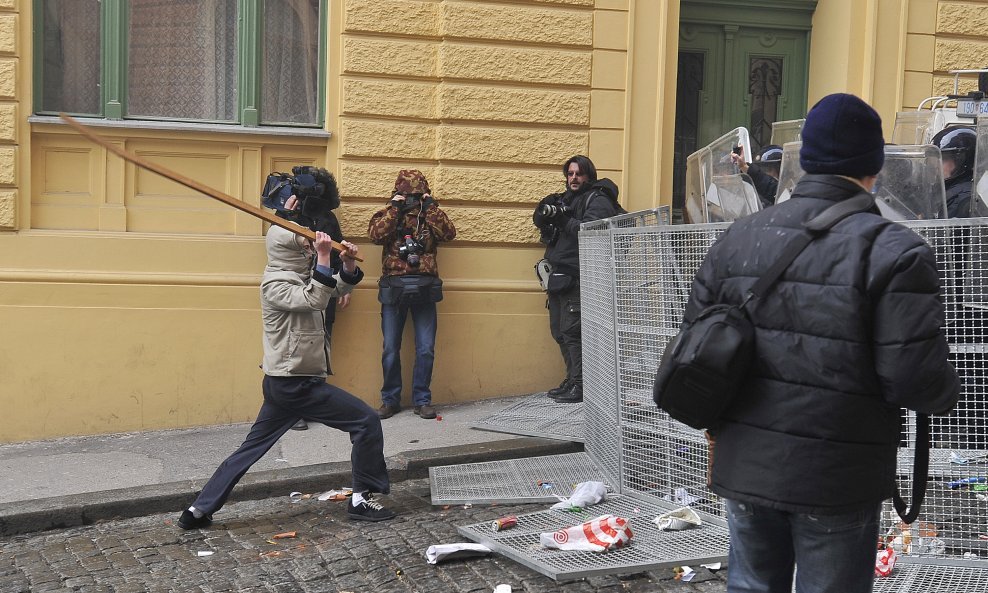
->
[576,213,988,571]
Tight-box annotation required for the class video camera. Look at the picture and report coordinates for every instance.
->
[261,166,341,231]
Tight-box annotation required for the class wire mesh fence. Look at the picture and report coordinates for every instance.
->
[579,213,988,571]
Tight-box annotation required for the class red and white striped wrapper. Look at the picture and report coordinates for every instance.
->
[539,514,633,552]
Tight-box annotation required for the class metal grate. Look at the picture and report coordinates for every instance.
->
[456,494,729,581]
[572,215,988,580]
[872,560,988,592]
[429,452,608,505]
[471,394,585,443]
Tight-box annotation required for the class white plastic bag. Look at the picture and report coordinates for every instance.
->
[550,481,608,510]
[539,514,632,552]
[425,543,492,565]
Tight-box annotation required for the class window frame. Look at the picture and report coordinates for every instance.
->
[32,0,328,129]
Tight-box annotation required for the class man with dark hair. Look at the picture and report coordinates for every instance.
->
[533,155,623,403]
[686,94,958,592]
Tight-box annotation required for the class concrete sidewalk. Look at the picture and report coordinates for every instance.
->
[0,396,582,535]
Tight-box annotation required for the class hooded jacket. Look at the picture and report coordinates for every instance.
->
[688,174,959,514]
[260,226,362,377]
[533,178,622,278]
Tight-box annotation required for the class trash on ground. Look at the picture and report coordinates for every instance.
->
[425,543,492,565]
[883,521,941,554]
[673,566,695,581]
[701,562,722,571]
[493,585,512,593]
[550,481,608,510]
[663,487,701,506]
[538,481,554,490]
[260,550,284,558]
[653,507,702,531]
[875,547,896,577]
[950,450,988,465]
[272,531,297,539]
[317,488,352,501]
[948,476,988,489]
[289,491,304,503]
[196,551,214,557]
[491,516,518,532]
[539,514,632,552]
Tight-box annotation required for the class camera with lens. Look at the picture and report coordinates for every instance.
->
[398,234,425,268]
[537,203,570,218]
[261,165,341,231]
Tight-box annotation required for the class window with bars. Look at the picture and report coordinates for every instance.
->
[35,0,325,127]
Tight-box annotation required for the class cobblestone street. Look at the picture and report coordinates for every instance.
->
[0,479,727,593]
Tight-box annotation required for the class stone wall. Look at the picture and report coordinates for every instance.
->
[0,0,17,229]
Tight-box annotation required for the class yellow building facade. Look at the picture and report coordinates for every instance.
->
[0,0,985,442]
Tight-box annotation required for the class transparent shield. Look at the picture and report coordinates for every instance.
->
[770,119,804,146]
[706,175,761,222]
[709,127,752,178]
[682,128,755,223]
[891,111,938,145]
[874,145,948,220]
[683,148,710,224]
[972,118,988,217]
[774,141,803,204]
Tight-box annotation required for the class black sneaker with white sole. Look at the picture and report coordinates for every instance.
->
[347,496,396,522]
[177,509,213,530]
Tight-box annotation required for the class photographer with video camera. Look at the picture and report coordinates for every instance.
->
[533,155,623,403]
[368,170,456,420]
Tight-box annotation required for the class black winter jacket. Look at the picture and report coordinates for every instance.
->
[687,174,959,515]
[533,179,621,277]
[946,175,973,219]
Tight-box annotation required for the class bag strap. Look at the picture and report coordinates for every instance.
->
[893,413,930,524]
[743,192,875,308]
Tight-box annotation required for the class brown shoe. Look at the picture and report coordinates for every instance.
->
[378,404,401,419]
[414,404,437,419]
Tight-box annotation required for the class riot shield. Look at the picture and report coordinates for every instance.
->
[891,110,940,145]
[873,145,947,220]
[770,119,804,147]
[774,141,803,204]
[972,118,988,217]
[682,128,756,223]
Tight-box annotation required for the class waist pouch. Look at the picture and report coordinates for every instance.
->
[378,274,443,305]
[546,273,573,294]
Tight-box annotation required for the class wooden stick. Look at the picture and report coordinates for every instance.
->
[57,113,362,262]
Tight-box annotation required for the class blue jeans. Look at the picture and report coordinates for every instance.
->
[725,499,879,593]
[381,301,437,407]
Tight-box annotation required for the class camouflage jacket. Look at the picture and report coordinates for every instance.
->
[368,200,456,277]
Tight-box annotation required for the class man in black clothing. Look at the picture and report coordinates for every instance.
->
[733,144,783,209]
[685,94,958,592]
[533,155,622,403]
[932,126,977,218]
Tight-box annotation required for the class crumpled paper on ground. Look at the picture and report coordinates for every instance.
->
[653,507,702,531]
[539,514,632,552]
[550,481,608,510]
[425,543,492,565]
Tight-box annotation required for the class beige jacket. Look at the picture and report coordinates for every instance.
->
[260,226,361,377]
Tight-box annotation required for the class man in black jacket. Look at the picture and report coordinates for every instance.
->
[685,94,959,592]
[533,155,622,403]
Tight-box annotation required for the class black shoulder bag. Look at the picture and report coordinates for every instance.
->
[652,192,929,523]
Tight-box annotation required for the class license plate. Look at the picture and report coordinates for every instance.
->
[957,99,988,118]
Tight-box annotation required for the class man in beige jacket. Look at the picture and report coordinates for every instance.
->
[178,222,394,528]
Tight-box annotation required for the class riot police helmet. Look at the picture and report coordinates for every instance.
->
[932,126,977,182]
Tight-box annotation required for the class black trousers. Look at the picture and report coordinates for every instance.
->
[547,282,582,385]
[192,375,389,514]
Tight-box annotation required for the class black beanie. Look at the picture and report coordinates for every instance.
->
[799,93,885,178]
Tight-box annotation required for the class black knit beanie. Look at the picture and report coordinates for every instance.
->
[799,93,885,178]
